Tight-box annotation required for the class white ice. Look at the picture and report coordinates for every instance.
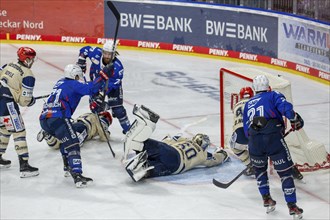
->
[0,43,329,220]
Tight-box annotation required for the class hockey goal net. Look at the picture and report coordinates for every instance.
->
[219,67,330,172]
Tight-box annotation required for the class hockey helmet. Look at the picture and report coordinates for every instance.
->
[103,40,117,53]
[252,75,270,92]
[192,134,210,151]
[17,47,36,68]
[64,64,83,80]
[239,87,254,99]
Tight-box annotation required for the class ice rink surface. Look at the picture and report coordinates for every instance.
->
[0,43,329,219]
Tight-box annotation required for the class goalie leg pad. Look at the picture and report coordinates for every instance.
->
[125,151,154,182]
[123,105,159,160]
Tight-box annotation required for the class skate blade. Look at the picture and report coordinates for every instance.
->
[64,171,71,177]
[266,205,276,214]
[292,213,303,220]
[75,180,93,188]
[0,164,11,168]
[20,171,39,178]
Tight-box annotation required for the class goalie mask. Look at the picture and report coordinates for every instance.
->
[239,87,254,99]
[192,134,210,151]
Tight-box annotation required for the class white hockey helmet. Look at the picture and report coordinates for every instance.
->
[252,75,269,92]
[64,64,83,80]
[103,40,117,53]
[192,134,210,151]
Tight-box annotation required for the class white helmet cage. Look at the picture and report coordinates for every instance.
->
[252,75,269,92]
[64,64,83,80]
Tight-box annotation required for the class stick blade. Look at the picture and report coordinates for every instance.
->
[212,178,231,189]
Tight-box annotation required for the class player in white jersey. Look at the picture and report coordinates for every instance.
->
[0,47,39,178]
[123,105,229,182]
[37,111,112,150]
[229,87,255,176]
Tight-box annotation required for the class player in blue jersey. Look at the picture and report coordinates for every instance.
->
[39,64,109,188]
[242,75,304,219]
[76,40,131,134]
[123,105,229,182]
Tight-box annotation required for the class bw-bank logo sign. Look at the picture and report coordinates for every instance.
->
[120,13,269,43]
[105,2,277,56]
[121,13,192,32]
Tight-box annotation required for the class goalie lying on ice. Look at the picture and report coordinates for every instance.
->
[123,104,230,182]
[37,111,112,149]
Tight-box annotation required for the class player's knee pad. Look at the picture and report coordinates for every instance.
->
[270,151,294,172]
[123,105,160,160]
[12,130,28,156]
[112,106,127,119]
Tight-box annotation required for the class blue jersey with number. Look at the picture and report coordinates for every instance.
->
[242,91,295,136]
[39,78,102,119]
[79,46,124,93]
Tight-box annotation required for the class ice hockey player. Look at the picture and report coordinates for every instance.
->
[123,105,229,182]
[0,47,39,178]
[39,64,110,188]
[230,87,303,180]
[229,86,255,176]
[242,75,304,219]
[37,111,112,150]
[76,40,131,134]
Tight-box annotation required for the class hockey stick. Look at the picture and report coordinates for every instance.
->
[35,94,49,100]
[93,0,120,158]
[213,128,294,189]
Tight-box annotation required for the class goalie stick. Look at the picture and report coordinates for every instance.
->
[94,0,121,158]
[35,94,49,100]
[213,128,293,189]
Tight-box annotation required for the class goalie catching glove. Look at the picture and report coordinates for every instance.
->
[90,94,105,113]
[290,112,304,131]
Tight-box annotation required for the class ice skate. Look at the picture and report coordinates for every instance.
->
[0,155,11,168]
[19,157,39,178]
[288,202,303,219]
[262,194,276,214]
[243,164,255,177]
[70,172,93,188]
[125,151,154,182]
[62,155,71,177]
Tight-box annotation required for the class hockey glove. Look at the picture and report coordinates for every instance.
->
[76,56,87,73]
[290,112,304,131]
[90,95,105,113]
[99,64,114,81]
[27,96,36,107]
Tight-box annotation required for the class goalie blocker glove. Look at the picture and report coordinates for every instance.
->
[290,112,304,131]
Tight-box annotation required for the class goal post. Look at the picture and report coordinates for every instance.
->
[219,67,330,171]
